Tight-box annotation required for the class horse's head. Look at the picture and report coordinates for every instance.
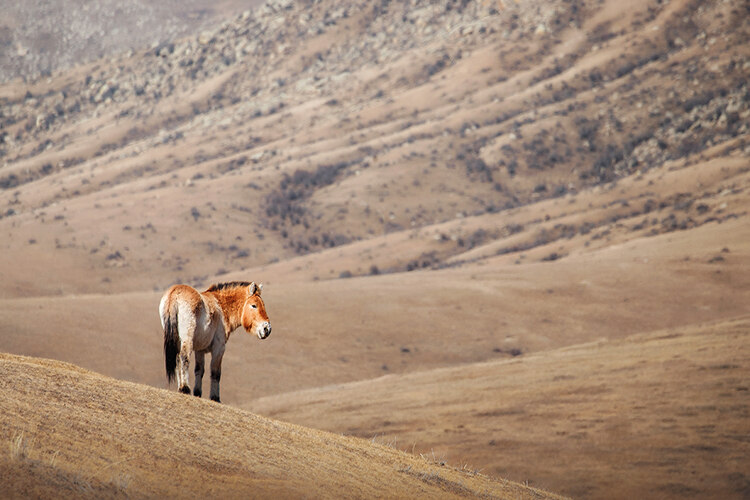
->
[241,282,271,339]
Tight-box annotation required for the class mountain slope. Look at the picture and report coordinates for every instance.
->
[0,352,562,499]
[0,0,747,296]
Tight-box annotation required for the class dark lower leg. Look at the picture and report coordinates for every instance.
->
[193,353,205,398]
[210,370,221,402]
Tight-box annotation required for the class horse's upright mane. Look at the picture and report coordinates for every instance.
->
[204,281,253,292]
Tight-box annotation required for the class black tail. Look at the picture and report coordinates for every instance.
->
[163,310,179,384]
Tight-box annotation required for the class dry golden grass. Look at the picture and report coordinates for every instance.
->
[0,353,563,499]
[247,317,750,499]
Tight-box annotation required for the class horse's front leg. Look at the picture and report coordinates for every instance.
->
[193,351,205,398]
[209,347,224,403]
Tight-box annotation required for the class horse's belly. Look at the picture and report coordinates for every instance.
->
[192,313,215,351]
[193,333,214,352]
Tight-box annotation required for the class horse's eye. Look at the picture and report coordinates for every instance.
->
[251,305,257,309]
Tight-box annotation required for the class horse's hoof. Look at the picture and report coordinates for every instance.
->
[193,390,202,398]
[179,386,191,394]
[210,396,221,403]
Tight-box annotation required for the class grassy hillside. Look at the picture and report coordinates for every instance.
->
[247,317,750,499]
[0,353,562,499]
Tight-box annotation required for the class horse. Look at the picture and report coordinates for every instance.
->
[159,281,271,403]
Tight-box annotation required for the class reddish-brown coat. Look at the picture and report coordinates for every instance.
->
[159,281,271,401]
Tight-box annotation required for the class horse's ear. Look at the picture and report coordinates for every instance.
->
[247,282,257,295]
[257,283,263,295]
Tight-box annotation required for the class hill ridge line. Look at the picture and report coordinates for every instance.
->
[0,351,564,499]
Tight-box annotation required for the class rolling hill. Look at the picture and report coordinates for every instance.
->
[0,0,749,497]
[0,352,562,499]
[246,317,750,499]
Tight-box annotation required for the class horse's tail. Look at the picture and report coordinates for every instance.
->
[162,298,179,385]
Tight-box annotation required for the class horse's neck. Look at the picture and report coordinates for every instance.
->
[207,289,244,334]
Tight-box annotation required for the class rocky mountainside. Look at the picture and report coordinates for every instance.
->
[0,0,748,295]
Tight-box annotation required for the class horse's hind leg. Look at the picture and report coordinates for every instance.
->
[209,348,224,403]
[193,351,205,398]
[177,339,193,394]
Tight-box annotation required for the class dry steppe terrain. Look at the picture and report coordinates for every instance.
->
[249,317,750,499]
[0,353,559,499]
[0,0,749,498]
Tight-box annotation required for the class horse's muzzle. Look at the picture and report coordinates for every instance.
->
[258,323,272,339]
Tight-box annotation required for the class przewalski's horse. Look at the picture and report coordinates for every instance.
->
[159,281,271,403]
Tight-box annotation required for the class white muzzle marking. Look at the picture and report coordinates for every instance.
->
[257,322,271,339]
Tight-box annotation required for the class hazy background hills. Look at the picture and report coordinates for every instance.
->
[0,0,261,82]
[0,0,748,498]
